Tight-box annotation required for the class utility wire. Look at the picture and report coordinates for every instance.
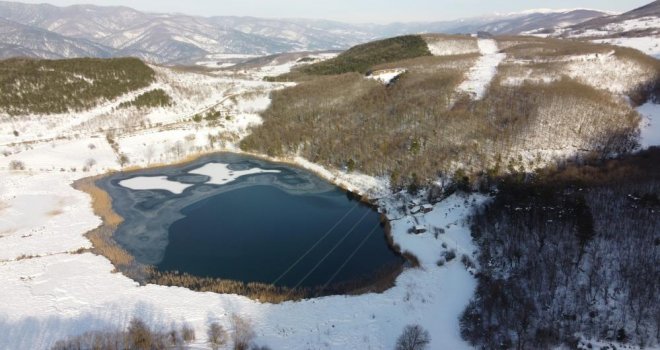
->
[287,210,372,292]
[271,201,360,286]
[319,221,382,292]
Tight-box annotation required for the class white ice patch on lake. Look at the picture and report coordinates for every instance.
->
[119,176,192,194]
[189,162,280,185]
[456,39,505,100]
[638,102,660,149]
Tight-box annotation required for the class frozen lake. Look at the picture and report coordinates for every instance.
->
[98,153,403,290]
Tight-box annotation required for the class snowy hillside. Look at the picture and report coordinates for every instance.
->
[540,1,660,58]
[0,30,658,350]
[0,51,495,349]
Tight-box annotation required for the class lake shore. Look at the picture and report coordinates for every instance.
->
[73,150,410,303]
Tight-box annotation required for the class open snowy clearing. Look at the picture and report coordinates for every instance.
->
[455,39,506,100]
[593,36,660,59]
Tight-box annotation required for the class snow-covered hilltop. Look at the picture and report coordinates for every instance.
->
[524,1,660,58]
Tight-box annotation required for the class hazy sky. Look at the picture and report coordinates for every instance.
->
[17,0,650,23]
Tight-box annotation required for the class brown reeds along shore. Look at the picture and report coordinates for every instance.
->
[73,152,411,303]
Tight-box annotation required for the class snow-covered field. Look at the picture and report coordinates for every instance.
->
[0,59,488,349]
[593,36,660,59]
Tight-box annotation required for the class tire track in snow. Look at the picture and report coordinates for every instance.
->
[455,39,506,100]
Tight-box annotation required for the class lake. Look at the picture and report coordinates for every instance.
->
[97,153,403,290]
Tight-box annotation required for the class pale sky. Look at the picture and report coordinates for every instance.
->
[16,0,651,23]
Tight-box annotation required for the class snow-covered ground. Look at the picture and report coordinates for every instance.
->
[455,39,506,100]
[0,62,489,349]
[567,16,660,39]
[637,102,660,149]
[593,36,660,59]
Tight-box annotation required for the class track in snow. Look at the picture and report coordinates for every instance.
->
[456,39,506,100]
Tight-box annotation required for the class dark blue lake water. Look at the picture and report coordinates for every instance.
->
[98,153,403,289]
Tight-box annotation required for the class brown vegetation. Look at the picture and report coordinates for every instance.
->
[243,61,639,189]
[73,176,133,268]
[51,317,196,350]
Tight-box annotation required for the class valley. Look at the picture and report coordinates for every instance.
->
[0,1,658,349]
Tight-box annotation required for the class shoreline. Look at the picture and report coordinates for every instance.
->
[73,149,413,303]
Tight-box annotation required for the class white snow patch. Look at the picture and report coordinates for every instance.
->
[367,69,406,85]
[637,102,660,149]
[593,36,660,59]
[189,162,279,185]
[456,39,506,100]
[119,176,192,194]
[426,37,479,56]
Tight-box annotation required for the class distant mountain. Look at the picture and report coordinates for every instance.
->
[559,0,660,37]
[0,17,113,59]
[565,0,660,35]
[0,1,615,63]
[533,1,660,58]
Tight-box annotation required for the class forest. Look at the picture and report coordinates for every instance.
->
[270,35,432,80]
[242,61,639,189]
[0,57,155,115]
[118,89,173,109]
[461,148,660,349]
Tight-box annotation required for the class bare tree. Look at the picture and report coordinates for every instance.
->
[396,324,431,350]
[144,144,156,165]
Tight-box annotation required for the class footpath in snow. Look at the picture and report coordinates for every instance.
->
[456,39,506,100]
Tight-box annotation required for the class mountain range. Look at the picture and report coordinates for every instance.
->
[0,0,635,64]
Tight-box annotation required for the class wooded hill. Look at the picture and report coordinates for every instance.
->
[0,57,155,115]
[242,35,653,190]
[462,148,660,349]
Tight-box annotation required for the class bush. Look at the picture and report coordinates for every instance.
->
[127,318,153,350]
[443,250,456,262]
[9,160,25,171]
[208,322,228,350]
[396,324,431,350]
[231,314,255,350]
[181,324,195,342]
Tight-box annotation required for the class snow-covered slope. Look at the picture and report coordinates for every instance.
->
[455,39,506,100]
[0,58,495,349]
[550,1,660,58]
